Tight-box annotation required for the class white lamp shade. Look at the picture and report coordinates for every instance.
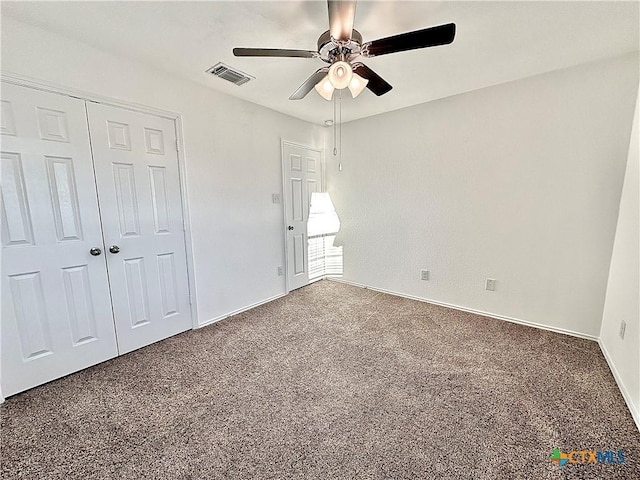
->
[348,72,369,98]
[328,61,353,90]
[308,192,341,236]
[314,75,335,101]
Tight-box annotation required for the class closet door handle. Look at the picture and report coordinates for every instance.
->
[109,245,120,254]
[89,247,102,256]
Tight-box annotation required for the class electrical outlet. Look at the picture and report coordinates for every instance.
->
[272,193,281,204]
[277,266,283,276]
[420,270,429,281]
[619,320,626,340]
[485,278,496,291]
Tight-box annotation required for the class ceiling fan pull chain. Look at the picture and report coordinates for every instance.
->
[333,93,337,156]
[339,90,343,160]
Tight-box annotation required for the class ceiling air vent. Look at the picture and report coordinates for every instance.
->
[206,62,254,86]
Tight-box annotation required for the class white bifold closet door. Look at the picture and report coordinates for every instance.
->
[86,103,191,355]
[1,84,119,395]
[1,84,192,397]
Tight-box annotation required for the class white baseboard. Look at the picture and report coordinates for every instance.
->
[197,292,287,329]
[197,275,333,329]
[599,339,640,432]
[196,277,323,329]
[328,278,598,341]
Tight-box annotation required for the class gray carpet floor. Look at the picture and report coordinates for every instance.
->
[1,280,639,479]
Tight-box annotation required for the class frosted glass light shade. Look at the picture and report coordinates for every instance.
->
[328,61,353,89]
[314,75,335,101]
[308,192,341,236]
[348,73,369,98]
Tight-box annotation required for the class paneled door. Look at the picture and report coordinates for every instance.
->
[1,84,118,396]
[282,142,322,291]
[87,103,191,354]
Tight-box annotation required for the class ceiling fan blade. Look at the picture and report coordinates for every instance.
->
[362,23,456,57]
[328,0,357,43]
[290,68,330,100]
[233,48,318,58]
[352,63,392,96]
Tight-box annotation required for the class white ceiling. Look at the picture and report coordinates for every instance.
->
[3,1,639,125]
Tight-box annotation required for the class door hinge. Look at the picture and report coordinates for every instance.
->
[176,140,180,152]
[189,293,193,305]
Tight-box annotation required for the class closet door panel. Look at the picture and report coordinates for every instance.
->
[1,83,118,396]
[87,103,191,354]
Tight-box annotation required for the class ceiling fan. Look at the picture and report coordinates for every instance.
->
[233,0,456,101]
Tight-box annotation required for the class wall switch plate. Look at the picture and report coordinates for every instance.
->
[619,320,626,340]
[277,266,283,276]
[485,278,496,291]
[272,193,281,204]
[420,270,429,281]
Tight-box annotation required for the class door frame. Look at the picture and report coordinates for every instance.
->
[280,139,325,293]
[0,72,199,331]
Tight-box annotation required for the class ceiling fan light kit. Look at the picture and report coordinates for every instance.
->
[314,68,368,101]
[233,0,456,101]
[347,73,368,99]
[328,60,353,89]
[314,76,335,101]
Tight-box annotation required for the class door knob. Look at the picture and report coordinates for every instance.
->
[288,226,294,231]
[109,245,120,254]
[89,247,102,256]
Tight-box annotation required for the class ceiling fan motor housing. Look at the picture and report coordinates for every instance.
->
[317,29,363,63]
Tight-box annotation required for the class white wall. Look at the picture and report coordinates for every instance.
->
[600,83,640,428]
[326,53,639,338]
[1,17,324,325]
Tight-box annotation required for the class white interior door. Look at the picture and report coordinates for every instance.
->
[282,142,322,291]
[1,83,118,396]
[87,103,191,354]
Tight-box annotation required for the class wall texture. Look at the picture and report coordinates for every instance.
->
[1,17,324,325]
[326,53,639,338]
[600,84,640,427]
